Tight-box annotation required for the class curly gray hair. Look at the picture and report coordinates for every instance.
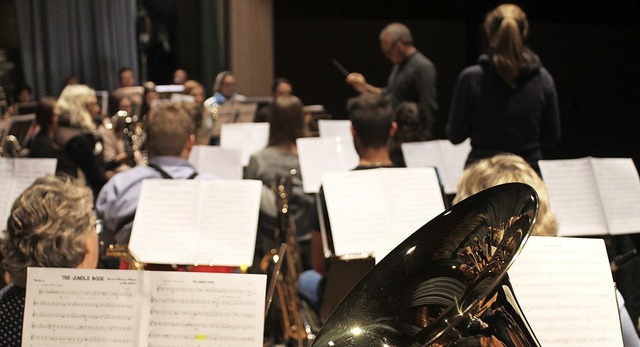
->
[1,175,95,287]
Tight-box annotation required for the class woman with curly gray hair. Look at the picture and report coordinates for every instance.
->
[0,175,99,345]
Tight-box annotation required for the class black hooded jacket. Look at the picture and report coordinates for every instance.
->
[447,48,561,171]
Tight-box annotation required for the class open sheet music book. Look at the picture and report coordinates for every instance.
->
[0,158,57,235]
[189,145,243,180]
[128,179,262,266]
[539,157,640,236]
[401,139,470,194]
[220,122,269,166]
[23,267,266,347]
[296,137,359,193]
[508,236,623,347]
[322,167,446,259]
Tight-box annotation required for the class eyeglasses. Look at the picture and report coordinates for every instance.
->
[382,38,401,56]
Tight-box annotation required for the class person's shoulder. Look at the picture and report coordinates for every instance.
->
[104,165,158,188]
[456,65,484,84]
[412,51,435,68]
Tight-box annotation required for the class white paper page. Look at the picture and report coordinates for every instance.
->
[144,271,266,347]
[189,145,243,180]
[401,139,469,194]
[317,119,352,140]
[23,267,143,346]
[377,168,446,259]
[437,139,471,194]
[591,158,640,235]
[0,158,57,235]
[129,179,200,264]
[193,180,261,266]
[322,170,391,256]
[296,137,359,193]
[508,236,623,347]
[220,122,269,166]
[539,158,608,236]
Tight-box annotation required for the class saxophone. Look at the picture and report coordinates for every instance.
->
[262,170,319,346]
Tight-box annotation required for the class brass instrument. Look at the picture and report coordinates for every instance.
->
[104,244,145,270]
[108,110,147,166]
[262,171,319,346]
[1,135,25,157]
[313,183,541,347]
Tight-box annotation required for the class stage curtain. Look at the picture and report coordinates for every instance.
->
[15,0,138,97]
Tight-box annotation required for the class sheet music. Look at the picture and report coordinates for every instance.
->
[317,119,352,140]
[129,179,261,266]
[143,271,265,346]
[322,168,445,257]
[539,158,608,236]
[23,267,266,347]
[194,180,261,266]
[189,145,243,180]
[0,158,57,236]
[508,236,623,347]
[296,137,359,193]
[220,122,269,166]
[540,157,640,236]
[401,139,470,194]
[591,158,640,235]
[23,267,142,346]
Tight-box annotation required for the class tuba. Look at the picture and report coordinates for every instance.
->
[313,183,541,347]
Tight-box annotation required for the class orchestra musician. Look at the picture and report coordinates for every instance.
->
[0,175,100,345]
[299,93,399,311]
[95,102,220,249]
[453,153,640,347]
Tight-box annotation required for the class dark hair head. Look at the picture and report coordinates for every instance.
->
[271,78,292,93]
[347,93,393,149]
[35,96,58,131]
[268,95,305,147]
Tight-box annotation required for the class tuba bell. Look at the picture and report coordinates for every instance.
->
[312,182,541,347]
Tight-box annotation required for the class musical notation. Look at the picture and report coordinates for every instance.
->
[151,296,256,306]
[23,267,267,346]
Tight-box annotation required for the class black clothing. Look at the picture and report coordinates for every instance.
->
[0,284,25,346]
[447,49,561,172]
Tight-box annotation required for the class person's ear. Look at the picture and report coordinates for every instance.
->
[350,125,356,139]
[186,134,196,151]
[389,121,398,139]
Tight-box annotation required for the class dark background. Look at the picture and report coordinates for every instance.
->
[272,0,640,165]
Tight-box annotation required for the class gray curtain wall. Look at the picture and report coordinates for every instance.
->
[16,0,138,97]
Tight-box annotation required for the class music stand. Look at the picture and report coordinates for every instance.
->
[210,103,258,138]
[0,113,36,149]
[13,101,38,115]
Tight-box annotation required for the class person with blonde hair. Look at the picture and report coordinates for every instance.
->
[53,84,108,197]
[203,71,246,107]
[447,3,560,174]
[453,153,557,236]
[453,153,640,346]
[0,175,99,344]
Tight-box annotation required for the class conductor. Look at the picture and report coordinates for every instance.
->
[346,23,437,139]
